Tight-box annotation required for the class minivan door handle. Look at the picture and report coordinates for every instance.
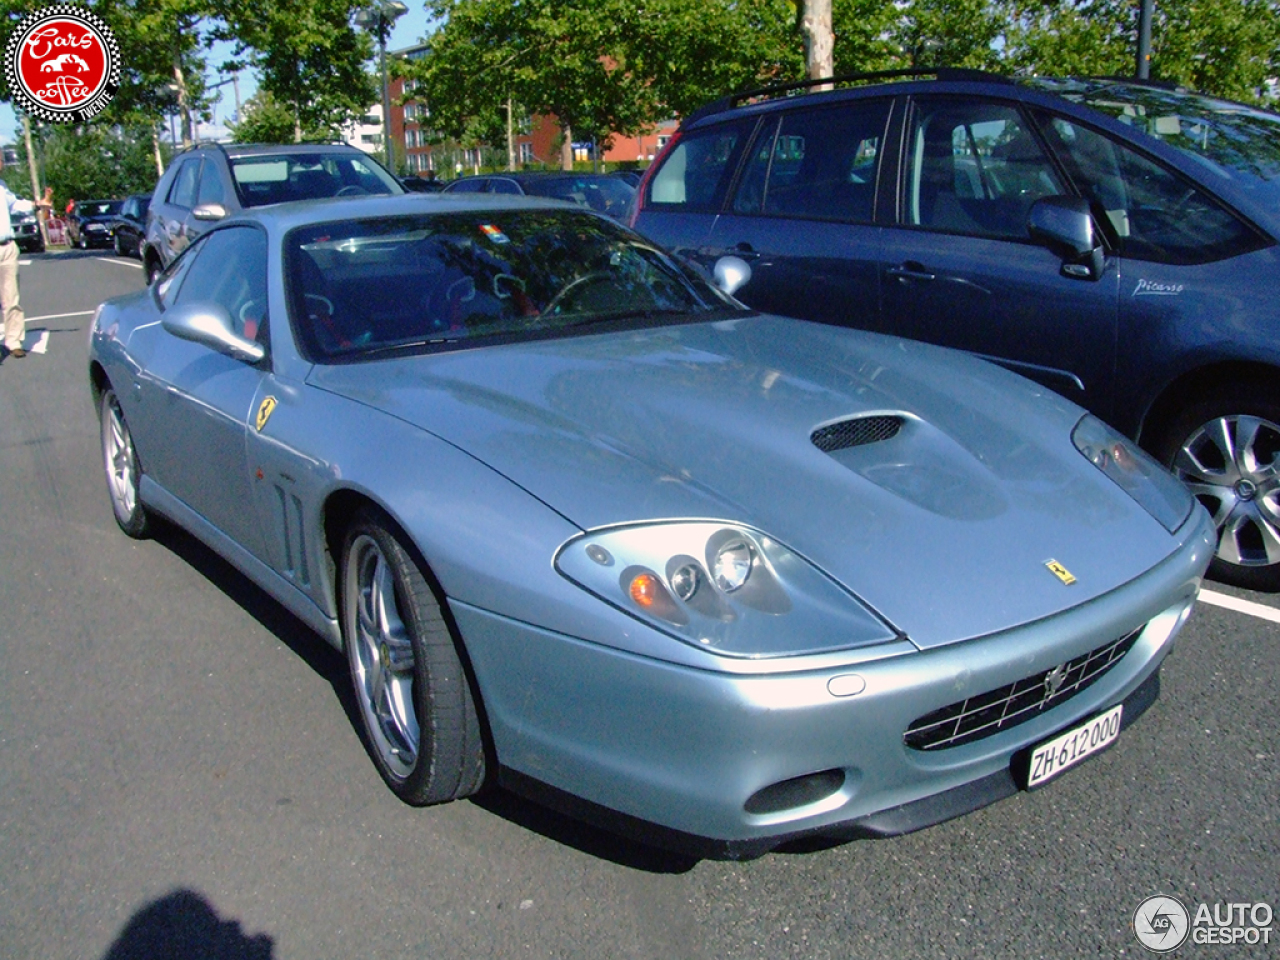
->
[887,261,936,283]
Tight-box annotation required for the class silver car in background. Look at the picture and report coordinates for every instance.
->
[88,194,1214,858]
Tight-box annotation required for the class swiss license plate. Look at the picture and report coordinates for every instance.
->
[1026,704,1123,789]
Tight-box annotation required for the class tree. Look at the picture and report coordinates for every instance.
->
[214,0,378,141]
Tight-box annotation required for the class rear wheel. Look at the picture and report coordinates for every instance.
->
[1151,386,1280,592]
[99,388,152,539]
[340,507,486,804]
[144,256,162,285]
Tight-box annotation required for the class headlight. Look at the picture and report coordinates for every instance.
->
[555,522,899,658]
[1072,414,1193,532]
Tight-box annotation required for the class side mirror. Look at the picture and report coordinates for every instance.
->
[1028,196,1104,281]
[713,255,752,296]
[192,203,228,222]
[161,301,265,364]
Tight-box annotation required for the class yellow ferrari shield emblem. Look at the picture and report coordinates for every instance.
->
[255,396,278,432]
[1045,559,1077,585]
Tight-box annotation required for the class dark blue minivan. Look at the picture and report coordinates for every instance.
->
[632,72,1280,592]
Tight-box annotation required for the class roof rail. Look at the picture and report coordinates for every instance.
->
[686,68,1012,124]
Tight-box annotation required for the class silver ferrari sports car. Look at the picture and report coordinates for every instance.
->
[88,194,1215,858]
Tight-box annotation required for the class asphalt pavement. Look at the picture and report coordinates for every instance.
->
[1,250,1276,960]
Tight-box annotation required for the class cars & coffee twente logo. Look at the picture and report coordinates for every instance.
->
[4,4,119,123]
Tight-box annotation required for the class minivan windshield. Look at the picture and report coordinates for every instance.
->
[287,209,740,362]
[1032,79,1280,207]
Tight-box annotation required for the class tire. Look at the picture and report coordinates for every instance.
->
[99,388,152,539]
[144,256,162,285]
[114,233,125,256]
[340,507,486,805]
[1150,386,1280,592]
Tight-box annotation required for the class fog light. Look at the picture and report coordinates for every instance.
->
[744,769,846,815]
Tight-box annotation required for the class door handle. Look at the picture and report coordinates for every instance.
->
[887,261,936,282]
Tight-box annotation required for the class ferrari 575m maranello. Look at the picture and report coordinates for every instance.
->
[88,193,1214,858]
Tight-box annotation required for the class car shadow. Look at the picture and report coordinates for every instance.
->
[150,520,702,874]
[99,889,274,959]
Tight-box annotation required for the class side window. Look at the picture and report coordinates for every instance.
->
[167,158,200,209]
[447,179,485,194]
[1036,113,1264,265]
[731,100,889,222]
[488,179,521,195]
[171,227,270,340]
[906,101,1064,240]
[196,159,228,207]
[646,118,755,212]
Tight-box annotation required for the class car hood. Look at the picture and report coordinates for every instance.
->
[308,315,1190,649]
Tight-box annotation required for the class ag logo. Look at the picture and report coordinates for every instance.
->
[1134,895,1190,953]
[4,5,120,123]
[255,396,278,432]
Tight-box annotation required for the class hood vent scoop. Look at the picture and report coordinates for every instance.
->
[811,415,904,453]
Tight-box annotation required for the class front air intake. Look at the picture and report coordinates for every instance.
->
[811,415,903,453]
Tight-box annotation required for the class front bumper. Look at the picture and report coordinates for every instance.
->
[453,510,1212,857]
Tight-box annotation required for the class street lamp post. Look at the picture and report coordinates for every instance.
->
[356,1,408,172]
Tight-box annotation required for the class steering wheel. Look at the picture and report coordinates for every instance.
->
[542,271,613,317]
[336,185,369,197]
[304,293,335,316]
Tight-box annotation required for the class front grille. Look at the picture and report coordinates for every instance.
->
[811,415,903,453]
[904,627,1143,751]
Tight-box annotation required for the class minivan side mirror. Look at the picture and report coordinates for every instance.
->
[713,255,752,296]
[161,301,265,364]
[1028,196,1105,281]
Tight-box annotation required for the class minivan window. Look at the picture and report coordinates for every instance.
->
[1038,112,1265,265]
[647,118,756,213]
[168,159,200,209]
[731,100,889,222]
[906,100,1064,240]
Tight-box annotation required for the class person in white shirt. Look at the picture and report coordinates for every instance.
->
[0,170,52,359]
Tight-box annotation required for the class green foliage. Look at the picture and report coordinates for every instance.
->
[230,88,337,142]
[212,0,377,141]
[29,122,168,202]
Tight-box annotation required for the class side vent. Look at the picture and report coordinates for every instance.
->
[811,415,903,453]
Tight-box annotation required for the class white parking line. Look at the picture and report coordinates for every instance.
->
[96,257,143,269]
[1199,589,1280,624]
[26,310,95,323]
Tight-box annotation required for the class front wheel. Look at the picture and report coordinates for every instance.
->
[1151,387,1280,592]
[340,507,486,804]
[99,388,152,538]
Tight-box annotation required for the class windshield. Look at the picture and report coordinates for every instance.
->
[1031,79,1280,207]
[230,152,403,207]
[82,200,122,217]
[287,209,740,362]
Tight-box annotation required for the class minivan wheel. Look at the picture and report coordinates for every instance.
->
[1152,388,1280,592]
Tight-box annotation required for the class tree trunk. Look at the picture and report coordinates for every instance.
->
[153,125,165,176]
[506,98,516,171]
[561,124,573,171]
[801,0,834,90]
[22,116,49,248]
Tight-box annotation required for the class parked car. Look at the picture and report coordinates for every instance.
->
[89,194,1213,857]
[632,71,1280,591]
[12,209,44,252]
[68,198,123,249]
[400,174,445,193]
[444,171,635,220]
[111,193,150,258]
[142,141,403,283]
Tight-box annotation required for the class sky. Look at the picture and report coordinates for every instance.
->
[1,3,433,146]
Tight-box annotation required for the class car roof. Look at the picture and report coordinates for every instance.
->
[219,191,616,232]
